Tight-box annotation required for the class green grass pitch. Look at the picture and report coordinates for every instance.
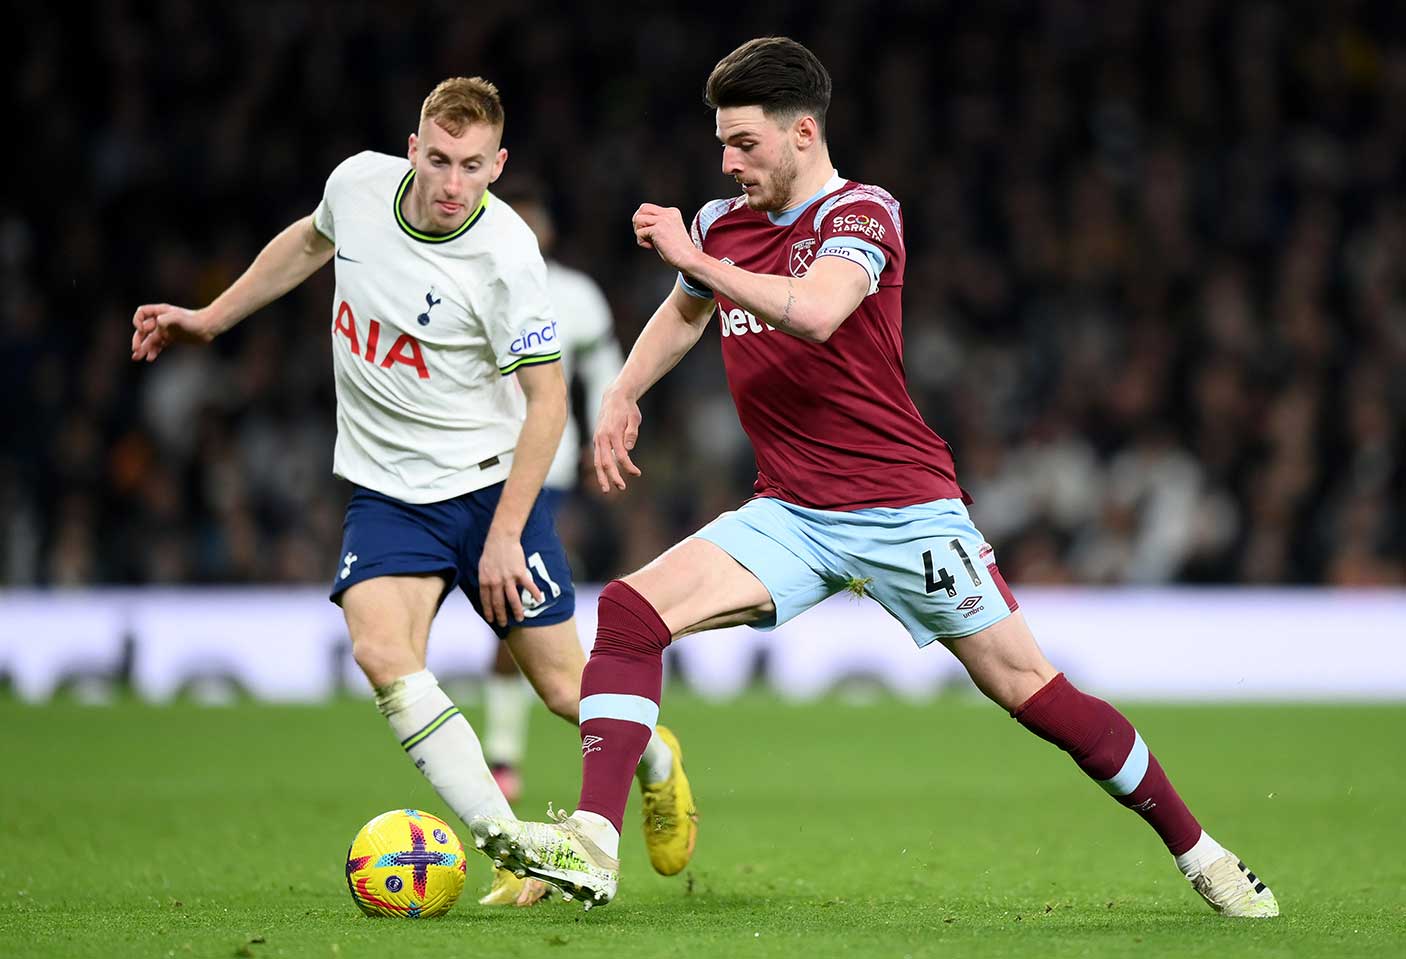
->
[2,690,1403,957]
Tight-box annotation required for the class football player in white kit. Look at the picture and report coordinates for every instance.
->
[478,183,626,804]
[130,77,694,907]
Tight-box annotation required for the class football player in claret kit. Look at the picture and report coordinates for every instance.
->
[129,77,693,907]
[471,38,1279,918]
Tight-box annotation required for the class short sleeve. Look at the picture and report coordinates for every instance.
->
[813,191,904,296]
[677,207,714,299]
[490,249,562,376]
[311,161,348,244]
[312,194,336,245]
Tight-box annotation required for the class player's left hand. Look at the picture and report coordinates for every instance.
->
[130,304,218,362]
[478,529,543,628]
[633,204,697,271]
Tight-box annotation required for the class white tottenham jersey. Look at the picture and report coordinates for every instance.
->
[312,151,561,504]
[542,261,623,490]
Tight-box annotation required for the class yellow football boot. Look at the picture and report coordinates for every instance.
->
[639,725,698,876]
[477,867,552,907]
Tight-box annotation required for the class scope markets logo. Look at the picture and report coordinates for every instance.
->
[831,212,886,242]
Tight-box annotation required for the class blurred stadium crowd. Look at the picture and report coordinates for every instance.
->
[6,0,1404,588]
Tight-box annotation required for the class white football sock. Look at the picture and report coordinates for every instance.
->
[375,669,512,824]
[482,673,532,767]
[637,728,674,785]
[1174,830,1229,877]
[570,809,621,859]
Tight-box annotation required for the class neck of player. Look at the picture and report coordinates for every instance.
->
[781,148,837,211]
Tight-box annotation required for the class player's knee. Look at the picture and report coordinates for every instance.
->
[993,667,1057,712]
[531,660,582,719]
[351,634,418,689]
[538,677,580,724]
[596,579,672,654]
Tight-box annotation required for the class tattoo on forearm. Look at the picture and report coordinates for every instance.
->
[780,278,796,330]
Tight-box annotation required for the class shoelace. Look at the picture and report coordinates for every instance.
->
[543,803,620,870]
[545,803,594,847]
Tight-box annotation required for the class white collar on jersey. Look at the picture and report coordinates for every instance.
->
[766,171,847,226]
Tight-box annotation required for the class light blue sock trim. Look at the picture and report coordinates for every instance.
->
[1098,731,1149,796]
[579,693,659,729]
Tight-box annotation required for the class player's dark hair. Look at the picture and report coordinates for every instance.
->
[705,37,832,139]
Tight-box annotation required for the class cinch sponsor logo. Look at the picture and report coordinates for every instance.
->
[720,307,774,338]
[333,301,430,380]
[510,320,558,354]
[832,213,886,242]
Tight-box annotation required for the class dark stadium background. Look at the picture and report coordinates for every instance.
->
[6,6,1406,957]
[6,0,1405,589]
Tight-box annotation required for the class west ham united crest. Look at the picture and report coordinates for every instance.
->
[789,238,816,277]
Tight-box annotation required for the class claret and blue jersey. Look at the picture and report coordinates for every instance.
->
[678,174,1017,645]
[678,173,967,513]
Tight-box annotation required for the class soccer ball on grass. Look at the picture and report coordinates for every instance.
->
[345,809,467,917]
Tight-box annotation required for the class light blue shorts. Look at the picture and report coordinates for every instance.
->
[693,497,1018,647]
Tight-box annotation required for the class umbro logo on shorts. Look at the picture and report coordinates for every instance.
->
[582,735,605,756]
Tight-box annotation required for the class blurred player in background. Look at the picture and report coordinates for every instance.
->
[478,182,625,804]
[130,77,689,906]
[472,39,1279,919]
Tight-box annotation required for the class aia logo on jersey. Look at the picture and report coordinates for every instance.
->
[334,300,430,379]
[789,238,816,278]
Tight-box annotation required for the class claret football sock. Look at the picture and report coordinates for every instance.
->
[577,580,674,832]
[375,669,513,824]
[1014,672,1202,856]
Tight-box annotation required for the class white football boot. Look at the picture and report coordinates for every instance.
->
[1188,854,1280,917]
[470,807,620,909]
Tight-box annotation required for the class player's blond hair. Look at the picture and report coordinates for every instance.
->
[420,77,505,135]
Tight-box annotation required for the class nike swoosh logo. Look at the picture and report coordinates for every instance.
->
[520,599,558,619]
[335,250,361,263]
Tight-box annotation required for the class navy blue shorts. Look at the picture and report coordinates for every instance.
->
[537,486,567,520]
[331,483,576,637]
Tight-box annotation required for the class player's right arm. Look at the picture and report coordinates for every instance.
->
[593,282,714,492]
[131,215,334,362]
